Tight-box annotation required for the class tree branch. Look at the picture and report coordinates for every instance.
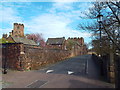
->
[106,2,120,24]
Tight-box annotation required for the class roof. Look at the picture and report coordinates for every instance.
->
[46,37,65,45]
[10,36,37,45]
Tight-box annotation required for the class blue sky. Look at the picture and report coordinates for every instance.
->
[0,0,94,47]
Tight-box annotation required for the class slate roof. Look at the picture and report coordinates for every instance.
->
[46,37,65,45]
[11,36,37,45]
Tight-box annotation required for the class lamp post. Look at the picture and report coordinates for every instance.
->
[97,14,103,57]
[97,14,103,76]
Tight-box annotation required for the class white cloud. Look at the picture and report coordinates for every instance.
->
[25,12,91,41]
[0,7,23,24]
[1,0,117,2]
[0,2,92,42]
[53,2,73,10]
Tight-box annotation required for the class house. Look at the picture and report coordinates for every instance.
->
[46,37,66,50]
[7,36,37,46]
[2,23,37,46]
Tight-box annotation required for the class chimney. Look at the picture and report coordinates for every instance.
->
[9,32,12,36]
[2,34,8,39]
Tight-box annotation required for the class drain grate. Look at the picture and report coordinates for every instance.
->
[27,80,47,88]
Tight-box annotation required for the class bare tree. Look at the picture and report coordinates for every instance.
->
[79,1,120,53]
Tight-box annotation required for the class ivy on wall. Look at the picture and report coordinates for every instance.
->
[0,38,14,43]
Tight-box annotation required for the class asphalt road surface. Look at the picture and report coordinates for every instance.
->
[37,54,100,80]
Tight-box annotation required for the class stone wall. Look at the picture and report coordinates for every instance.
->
[0,45,2,68]
[45,44,64,50]
[1,43,87,71]
[1,43,24,70]
[21,46,71,70]
[1,43,72,70]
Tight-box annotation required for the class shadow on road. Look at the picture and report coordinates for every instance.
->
[68,79,113,88]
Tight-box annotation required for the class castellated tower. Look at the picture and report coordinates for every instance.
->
[67,37,84,45]
[11,23,24,37]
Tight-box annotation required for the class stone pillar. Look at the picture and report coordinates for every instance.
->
[109,46,115,83]
[17,43,25,71]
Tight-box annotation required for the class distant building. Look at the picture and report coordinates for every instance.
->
[9,23,24,37]
[7,36,37,46]
[67,37,84,46]
[2,23,37,46]
[65,37,88,55]
[46,37,66,50]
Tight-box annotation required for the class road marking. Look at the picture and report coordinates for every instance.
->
[46,70,54,73]
[26,80,38,88]
[26,80,48,88]
[68,71,74,75]
[39,81,49,88]
[86,59,88,74]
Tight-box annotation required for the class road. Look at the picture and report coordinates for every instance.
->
[2,55,114,88]
[37,55,100,80]
[38,55,88,75]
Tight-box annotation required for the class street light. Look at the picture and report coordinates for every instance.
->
[97,14,103,57]
[97,14,103,23]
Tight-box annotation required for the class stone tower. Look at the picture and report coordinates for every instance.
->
[11,23,24,37]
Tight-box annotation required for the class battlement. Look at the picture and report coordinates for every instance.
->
[67,37,84,45]
[14,23,24,27]
[10,23,24,37]
[68,37,83,40]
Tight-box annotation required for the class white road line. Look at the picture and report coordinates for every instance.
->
[26,80,38,88]
[68,71,74,75]
[46,70,54,73]
[39,81,49,88]
[86,59,88,74]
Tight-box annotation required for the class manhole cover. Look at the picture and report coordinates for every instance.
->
[27,80,47,88]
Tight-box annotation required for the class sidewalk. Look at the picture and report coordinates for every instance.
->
[2,69,114,88]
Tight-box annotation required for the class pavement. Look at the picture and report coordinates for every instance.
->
[2,55,115,88]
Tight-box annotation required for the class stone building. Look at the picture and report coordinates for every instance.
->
[9,23,24,37]
[46,37,88,55]
[65,37,88,55]
[7,36,37,46]
[46,37,66,50]
[2,23,37,46]
[67,37,84,46]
